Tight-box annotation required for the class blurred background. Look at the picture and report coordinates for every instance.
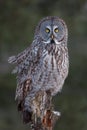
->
[0,0,87,130]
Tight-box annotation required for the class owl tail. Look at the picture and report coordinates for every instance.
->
[23,110,32,124]
[17,96,34,124]
[17,100,32,124]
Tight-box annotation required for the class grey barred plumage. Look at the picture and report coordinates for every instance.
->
[8,16,69,124]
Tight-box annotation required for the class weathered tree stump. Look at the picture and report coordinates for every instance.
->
[29,90,60,130]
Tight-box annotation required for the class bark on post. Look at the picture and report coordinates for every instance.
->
[29,90,60,130]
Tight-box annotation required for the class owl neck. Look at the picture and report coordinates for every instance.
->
[45,42,67,56]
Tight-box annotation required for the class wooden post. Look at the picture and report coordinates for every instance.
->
[29,90,60,130]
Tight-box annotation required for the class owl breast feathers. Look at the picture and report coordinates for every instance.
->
[8,16,69,123]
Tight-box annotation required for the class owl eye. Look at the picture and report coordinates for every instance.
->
[54,28,59,33]
[45,28,50,33]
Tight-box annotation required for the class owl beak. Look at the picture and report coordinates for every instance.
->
[51,34,55,44]
[51,34,54,39]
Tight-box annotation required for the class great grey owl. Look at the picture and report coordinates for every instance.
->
[8,16,69,123]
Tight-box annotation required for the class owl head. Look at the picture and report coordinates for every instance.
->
[35,16,68,45]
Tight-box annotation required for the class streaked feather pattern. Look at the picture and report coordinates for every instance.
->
[8,16,69,124]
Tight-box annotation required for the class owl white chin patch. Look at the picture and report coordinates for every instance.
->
[43,39,51,44]
[54,38,61,45]
[43,38,61,45]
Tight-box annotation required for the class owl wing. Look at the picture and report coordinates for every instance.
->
[8,46,31,73]
[8,40,41,103]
